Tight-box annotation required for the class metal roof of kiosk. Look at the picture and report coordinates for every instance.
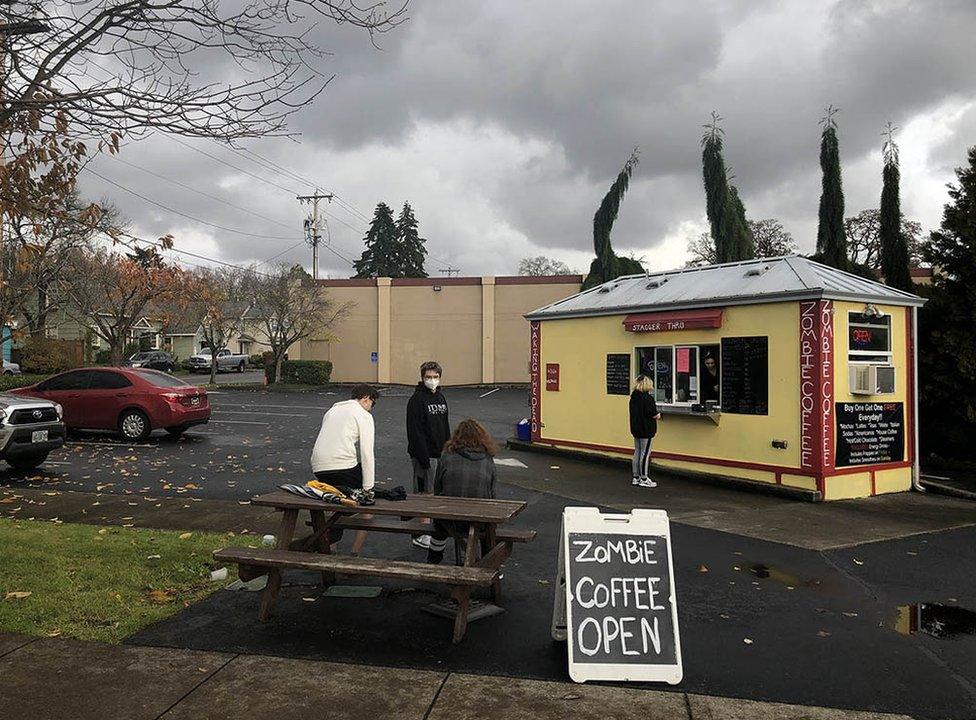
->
[525,256,926,321]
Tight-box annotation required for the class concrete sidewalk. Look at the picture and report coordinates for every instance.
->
[0,633,912,720]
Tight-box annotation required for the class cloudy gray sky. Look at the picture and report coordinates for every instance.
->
[80,0,976,278]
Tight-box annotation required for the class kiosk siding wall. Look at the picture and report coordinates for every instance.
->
[823,302,912,500]
[536,302,802,485]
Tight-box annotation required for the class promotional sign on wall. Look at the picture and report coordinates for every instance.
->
[551,507,683,684]
[835,402,904,466]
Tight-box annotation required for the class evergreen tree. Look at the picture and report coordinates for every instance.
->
[395,202,428,278]
[816,106,848,269]
[918,146,976,459]
[879,124,913,290]
[701,112,753,263]
[354,202,399,278]
[582,148,644,290]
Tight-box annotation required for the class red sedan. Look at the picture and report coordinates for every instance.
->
[11,367,210,440]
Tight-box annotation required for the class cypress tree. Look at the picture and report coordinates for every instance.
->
[354,202,398,278]
[879,124,912,290]
[395,202,428,278]
[582,148,643,289]
[816,106,848,269]
[701,112,754,263]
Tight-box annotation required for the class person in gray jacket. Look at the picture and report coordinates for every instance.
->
[426,419,497,565]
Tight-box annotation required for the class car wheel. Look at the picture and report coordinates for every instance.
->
[7,453,47,471]
[238,361,246,373]
[119,409,151,441]
[165,426,186,438]
[2,370,11,376]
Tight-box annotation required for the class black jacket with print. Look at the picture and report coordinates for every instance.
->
[406,382,450,468]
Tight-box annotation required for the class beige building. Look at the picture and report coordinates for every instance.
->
[294,275,582,386]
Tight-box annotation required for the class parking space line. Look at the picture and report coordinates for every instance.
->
[215,410,307,417]
[210,419,270,425]
[67,441,159,449]
[213,404,329,411]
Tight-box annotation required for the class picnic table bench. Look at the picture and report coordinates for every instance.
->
[214,490,534,642]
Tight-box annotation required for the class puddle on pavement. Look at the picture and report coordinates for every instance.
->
[891,603,976,639]
[749,563,822,589]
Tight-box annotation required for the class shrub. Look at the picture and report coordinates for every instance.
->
[0,374,46,391]
[19,338,81,374]
[267,359,332,385]
[94,349,113,365]
[248,353,266,368]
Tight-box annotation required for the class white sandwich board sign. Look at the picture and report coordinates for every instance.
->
[551,507,683,684]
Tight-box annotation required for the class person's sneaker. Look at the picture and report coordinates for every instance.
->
[632,477,640,486]
[412,534,431,549]
[639,478,657,488]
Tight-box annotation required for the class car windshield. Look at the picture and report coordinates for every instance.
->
[130,352,153,360]
[133,369,190,388]
[197,349,212,356]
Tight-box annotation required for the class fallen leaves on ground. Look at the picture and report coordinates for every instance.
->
[179,532,193,540]
[5,591,32,600]
[147,589,177,604]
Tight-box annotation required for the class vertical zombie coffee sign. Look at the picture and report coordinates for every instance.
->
[799,300,834,480]
[530,321,541,441]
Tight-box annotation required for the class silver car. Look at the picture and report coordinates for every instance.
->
[0,394,66,471]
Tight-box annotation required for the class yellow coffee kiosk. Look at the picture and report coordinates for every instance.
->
[524,256,925,501]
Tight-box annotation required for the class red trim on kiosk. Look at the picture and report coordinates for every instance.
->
[905,309,916,469]
[799,299,834,495]
[530,321,541,442]
[623,308,723,333]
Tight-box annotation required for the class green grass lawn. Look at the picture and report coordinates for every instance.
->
[0,519,253,643]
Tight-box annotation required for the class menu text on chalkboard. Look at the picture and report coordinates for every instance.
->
[606,354,631,395]
[720,336,768,415]
[836,402,904,466]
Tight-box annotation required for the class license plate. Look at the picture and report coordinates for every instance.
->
[31,430,48,443]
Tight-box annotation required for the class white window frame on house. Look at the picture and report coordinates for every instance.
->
[634,343,721,407]
[848,312,892,365]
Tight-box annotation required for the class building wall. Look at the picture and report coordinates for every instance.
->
[823,301,913,500]
[296,276,581,386]
[536,302,801,487]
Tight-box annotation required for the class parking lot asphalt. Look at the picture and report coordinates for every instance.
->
[3,386,976,718]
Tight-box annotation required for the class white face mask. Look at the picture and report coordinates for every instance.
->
[424,377,440,391]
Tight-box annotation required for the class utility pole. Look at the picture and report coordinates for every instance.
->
[439,266,461,278]
[297,191,333,280]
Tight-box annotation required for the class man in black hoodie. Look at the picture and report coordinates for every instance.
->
[406,360,451,548]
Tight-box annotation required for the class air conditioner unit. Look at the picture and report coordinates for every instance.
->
[849,364,896,395]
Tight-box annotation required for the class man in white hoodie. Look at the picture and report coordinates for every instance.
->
[311,384,379,491]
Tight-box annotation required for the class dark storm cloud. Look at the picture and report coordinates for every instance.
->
[81,0,976,274]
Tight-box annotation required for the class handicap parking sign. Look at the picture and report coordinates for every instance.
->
[370,351,378,363]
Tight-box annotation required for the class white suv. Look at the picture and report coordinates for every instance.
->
[0,394,66,471]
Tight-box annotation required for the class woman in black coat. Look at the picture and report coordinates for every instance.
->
[629,375,661,488]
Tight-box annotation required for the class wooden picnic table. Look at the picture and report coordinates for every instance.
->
[215,490,533,642]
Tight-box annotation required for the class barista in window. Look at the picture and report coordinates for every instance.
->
[701,353,720,403]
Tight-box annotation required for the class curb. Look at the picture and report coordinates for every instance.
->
[919,479,976,501]
[506,439,821,502]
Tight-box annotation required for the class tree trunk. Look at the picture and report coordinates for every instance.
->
[210,357,217,386]
[109,342,124,366]
[274,353,284,384]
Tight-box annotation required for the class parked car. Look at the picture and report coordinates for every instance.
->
[2,360,21,376]
[0,393,66,470]
[124,351,176,372]
[11,367,210,440]
[184,347,248,374]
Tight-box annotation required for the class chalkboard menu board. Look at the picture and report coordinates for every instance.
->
[552,507,683,684]
[836,402,904,467]
[606,353,631,395]
[720,336,768,415]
